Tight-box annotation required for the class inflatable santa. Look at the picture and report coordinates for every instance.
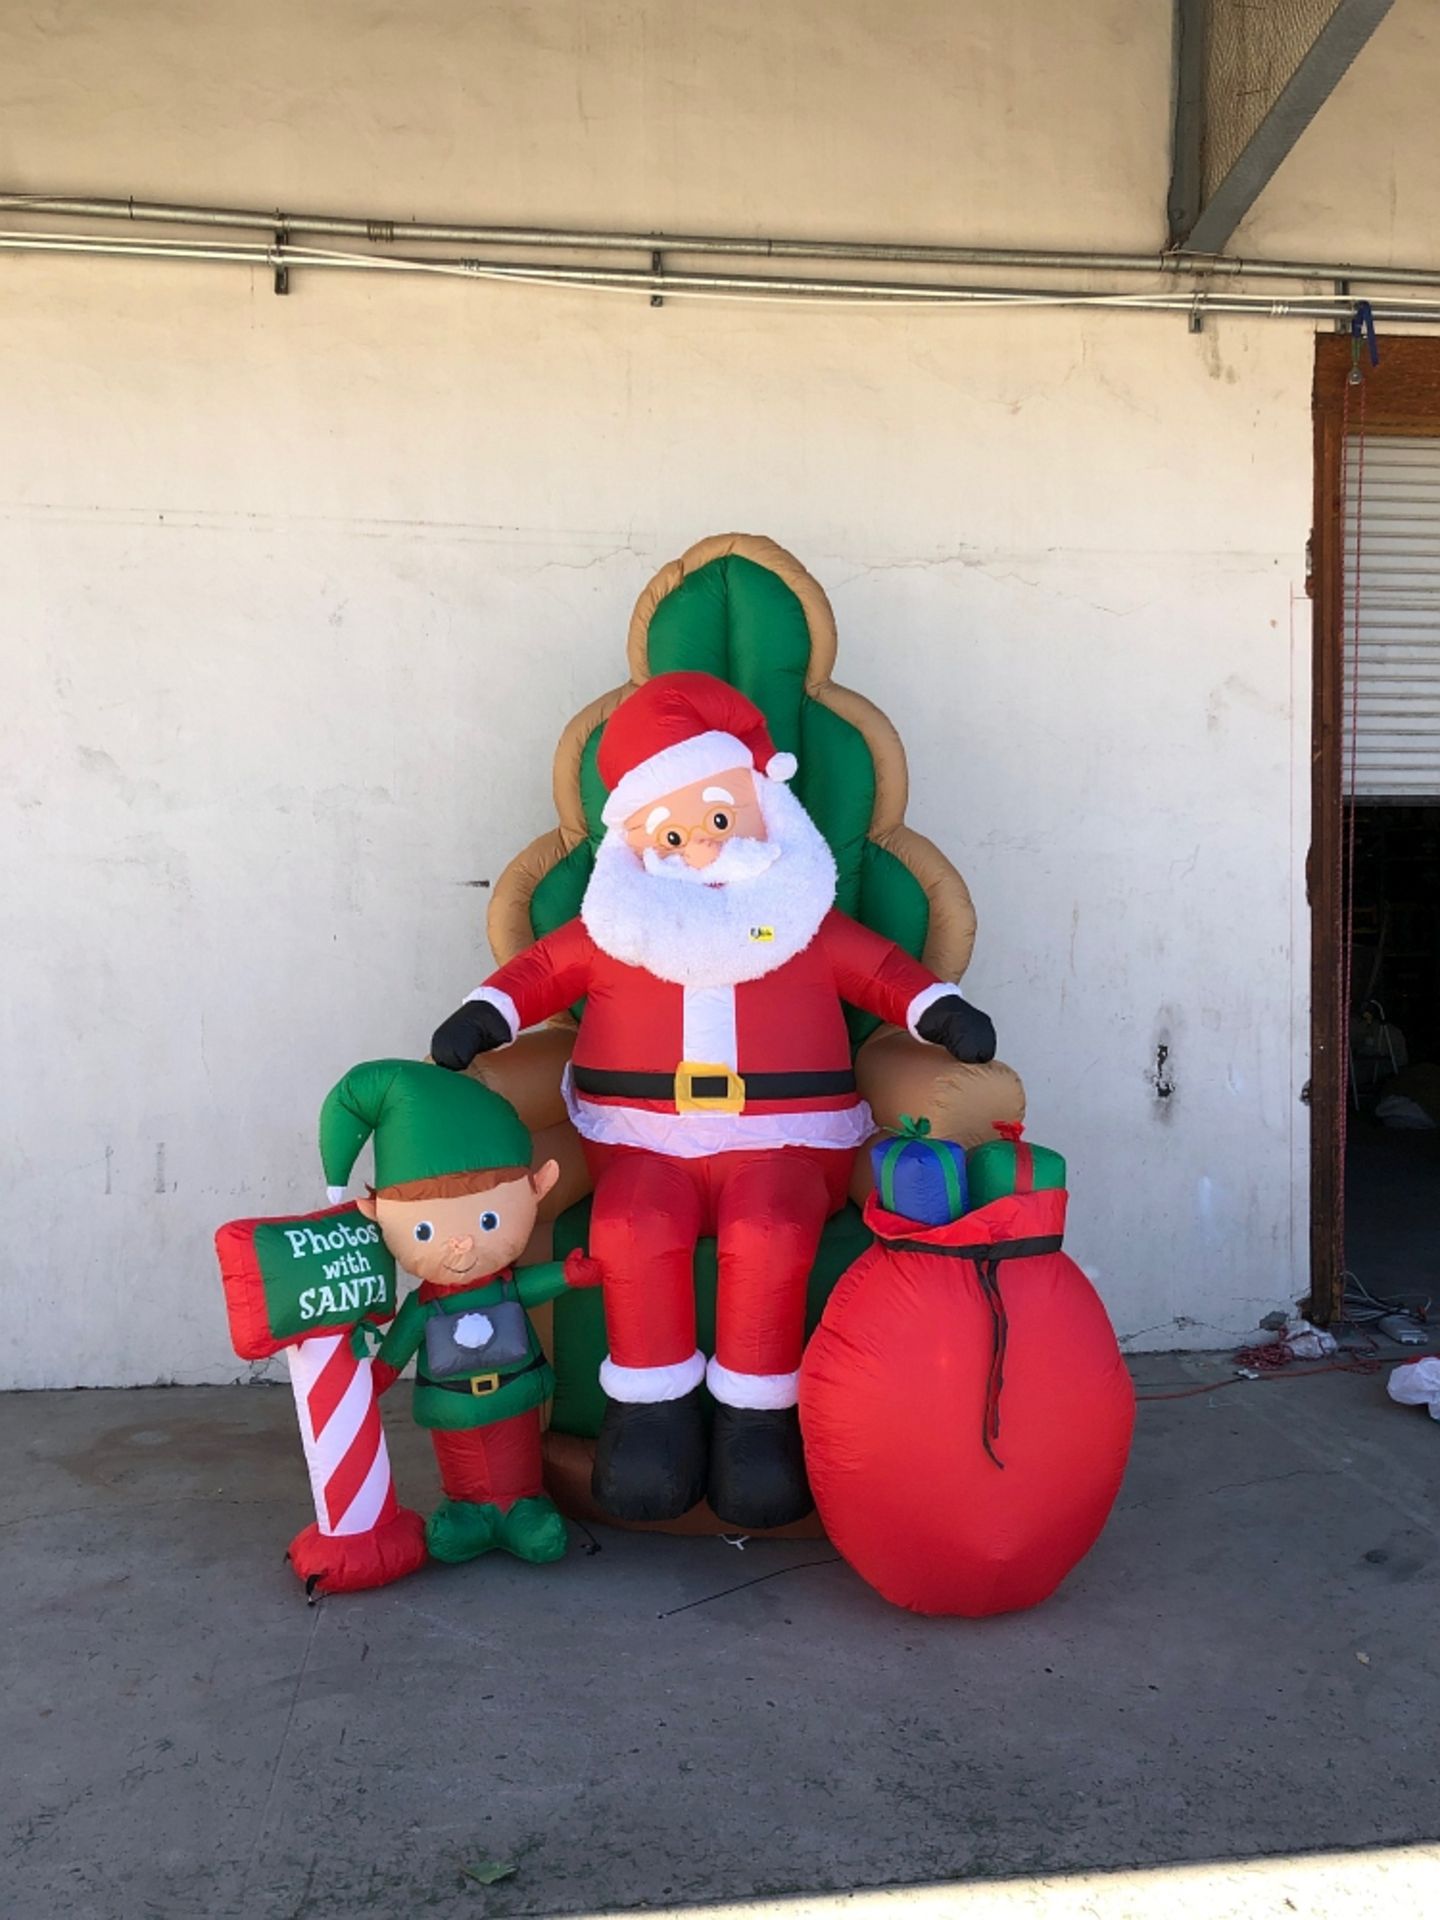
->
[431,671,997,1530]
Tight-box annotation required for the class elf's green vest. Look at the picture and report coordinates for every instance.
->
[376,1266,563,1431]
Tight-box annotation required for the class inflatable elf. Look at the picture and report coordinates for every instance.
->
[320,1060,600,1566]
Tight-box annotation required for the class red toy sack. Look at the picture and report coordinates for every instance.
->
[799,1187,1134,1617]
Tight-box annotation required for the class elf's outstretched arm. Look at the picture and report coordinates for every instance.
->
[431,919,597,1071]
[371,1290,429,1394]
[819,910,997,1064]
[515,1248,604,1310]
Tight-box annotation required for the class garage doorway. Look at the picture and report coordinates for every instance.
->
[1311,337,1440,1330]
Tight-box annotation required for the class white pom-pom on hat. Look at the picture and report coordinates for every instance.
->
[765,751,798,782]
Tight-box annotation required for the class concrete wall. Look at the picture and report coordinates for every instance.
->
[2,0,1427,1387]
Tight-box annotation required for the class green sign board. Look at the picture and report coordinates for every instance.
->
[253,1212,397,1345]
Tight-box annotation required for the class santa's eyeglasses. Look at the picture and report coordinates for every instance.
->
[634,807,738,851]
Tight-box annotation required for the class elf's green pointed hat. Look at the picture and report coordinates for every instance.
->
[320,1059,532,1198]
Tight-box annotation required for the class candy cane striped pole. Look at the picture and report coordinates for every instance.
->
[284,1331,427,1595]
[289,1332,395,1534]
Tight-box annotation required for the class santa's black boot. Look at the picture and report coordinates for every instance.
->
[591,1388,708,1522]
[707,1404,814,1530]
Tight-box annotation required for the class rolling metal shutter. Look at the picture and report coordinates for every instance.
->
[1344,435,1440,798]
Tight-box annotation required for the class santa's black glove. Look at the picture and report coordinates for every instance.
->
[430,998,512,1071]
[916,993,996,1065]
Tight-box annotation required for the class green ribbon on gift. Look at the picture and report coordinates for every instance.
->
[878,1114,964,1219]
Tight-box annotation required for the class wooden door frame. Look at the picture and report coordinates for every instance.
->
[1309,336,1440,1321]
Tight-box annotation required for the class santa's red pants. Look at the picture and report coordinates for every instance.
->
[429,1411,544,1513]
[582,1140,853,1384]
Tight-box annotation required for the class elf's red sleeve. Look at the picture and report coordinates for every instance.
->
[817,908,957,1036]
[471,917,597,1037]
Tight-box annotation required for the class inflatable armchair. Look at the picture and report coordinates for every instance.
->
[468,533,1025,1528]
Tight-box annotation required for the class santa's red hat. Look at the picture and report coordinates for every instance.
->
[598,671,798,828]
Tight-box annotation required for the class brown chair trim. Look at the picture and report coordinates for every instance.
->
[627,531,839,687]
[487,688,626,975]
[874,823,976,981]
[549,684,631,839]
[811,680,909,834]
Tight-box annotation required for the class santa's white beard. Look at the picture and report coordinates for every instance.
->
[580,777,838,988]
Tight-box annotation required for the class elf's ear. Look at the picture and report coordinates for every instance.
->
[531,1158,561,1201]
[355,1191,378,1221]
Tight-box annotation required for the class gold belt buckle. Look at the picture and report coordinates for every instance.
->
[468,1372,501,1396]
[675,1060,746,1114]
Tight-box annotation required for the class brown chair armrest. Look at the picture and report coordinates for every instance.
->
[854,1024,1025,1157]
[852,1033,1026,1207]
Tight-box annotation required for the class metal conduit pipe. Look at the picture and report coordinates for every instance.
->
[6,190,1440,291]
[7,228,1440,323]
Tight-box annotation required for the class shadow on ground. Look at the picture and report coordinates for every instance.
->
[3,1355,1438,1918]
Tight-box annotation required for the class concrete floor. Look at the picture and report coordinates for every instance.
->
[4,1355,1440,1920]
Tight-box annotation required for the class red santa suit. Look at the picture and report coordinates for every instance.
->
[433,670,992,1528]
[472,898,953,1410]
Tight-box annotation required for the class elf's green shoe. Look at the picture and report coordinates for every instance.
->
[426,1498,503,1564]
[497,1496,568,1564]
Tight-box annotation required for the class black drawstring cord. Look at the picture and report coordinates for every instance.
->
[882,1233,1064,1471]
[975,1255,1008,1469]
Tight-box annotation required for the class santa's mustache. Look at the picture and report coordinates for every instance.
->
[641,835,783,886]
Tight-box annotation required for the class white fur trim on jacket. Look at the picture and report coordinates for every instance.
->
[464,983,520,1041]
[707,1358,801,1410]
[601,729,756,828]
[906,980,961,1040]
[599,1350,707,1404]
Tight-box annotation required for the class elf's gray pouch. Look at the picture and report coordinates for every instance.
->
[424,1298,532,1377]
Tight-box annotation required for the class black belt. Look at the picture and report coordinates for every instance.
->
[572,1066,856,1102]
[424,1352,548,1397]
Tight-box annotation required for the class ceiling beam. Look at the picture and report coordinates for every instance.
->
[1171,0,1395,256]
[1167,0,1209,248]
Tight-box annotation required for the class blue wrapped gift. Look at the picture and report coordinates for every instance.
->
[870,1114,968,1225]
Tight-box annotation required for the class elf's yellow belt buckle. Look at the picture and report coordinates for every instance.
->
[675,1061,746,1114]
[468,1372,501,1396]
